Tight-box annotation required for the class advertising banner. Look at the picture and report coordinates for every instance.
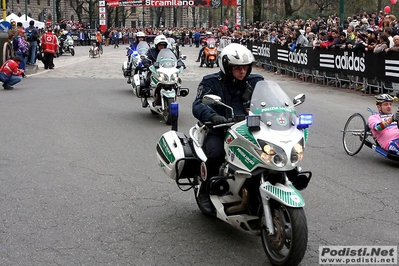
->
[106,0,236,7]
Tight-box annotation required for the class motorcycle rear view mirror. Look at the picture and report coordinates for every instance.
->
[202,95,235,118]
[202,95,221,105]
[292,94,305,107]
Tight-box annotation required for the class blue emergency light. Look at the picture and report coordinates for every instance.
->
[170,102,179,118]
[297,114,313,129]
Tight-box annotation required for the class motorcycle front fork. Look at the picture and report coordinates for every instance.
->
[260,173,275,235]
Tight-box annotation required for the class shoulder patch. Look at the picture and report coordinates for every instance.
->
[196,84,204,98]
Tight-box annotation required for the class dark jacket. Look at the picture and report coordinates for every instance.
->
[146,47,160,63]
[193,71,264,123]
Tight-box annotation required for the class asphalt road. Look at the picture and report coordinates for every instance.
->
[0,44,398,266]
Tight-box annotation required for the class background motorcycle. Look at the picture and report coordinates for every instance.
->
[156,80,313,266]
[201,37,218,68]
[167,37,180,59]
[144,48,188,125]
[123,41,150,85]
[58,36,75,56]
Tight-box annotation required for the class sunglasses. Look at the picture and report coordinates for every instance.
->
[231,65,249,71]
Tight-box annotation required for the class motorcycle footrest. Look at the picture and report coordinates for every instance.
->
[143,90,151,97]
[178,88,189,97]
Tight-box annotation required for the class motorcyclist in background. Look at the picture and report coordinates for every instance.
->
[140,34,185,108]
[126,31,147,84]
[132,31,147,50]
[195,31,212,63]
[58,30,70,55]
[192,43,264,213]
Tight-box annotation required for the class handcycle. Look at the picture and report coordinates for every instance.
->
[342,100,399,161]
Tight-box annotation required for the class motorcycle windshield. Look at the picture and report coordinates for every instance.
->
[250,81,296,131]
[207,38,216,48]
[137,41,150,56]
[156,49,177,68]
[167,38,175,49]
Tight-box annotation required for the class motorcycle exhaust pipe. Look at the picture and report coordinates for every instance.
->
[225,187,249,215]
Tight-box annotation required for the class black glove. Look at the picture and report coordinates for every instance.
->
[210,114,227,125]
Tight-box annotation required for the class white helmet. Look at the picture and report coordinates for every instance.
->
[62,30,68,35]
[137,31,145,37]
[219,43,254,78]
[154,34,168,46]
[375,94,394,105]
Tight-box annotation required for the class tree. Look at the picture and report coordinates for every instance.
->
[189,7,197,27]
[153,7,165,28]
[283,0,307,17]
[70,0,85,23]
[253,0,261,22]
[309,0,337,13]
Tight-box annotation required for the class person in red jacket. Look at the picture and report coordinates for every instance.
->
[320,33,335,49]
[0,55,25,90]
[41,27,59,69]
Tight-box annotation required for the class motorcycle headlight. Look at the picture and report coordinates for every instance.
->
[158,72,168,82]
[169,73,178,82]
[256,140,287,167]
[290,139,304,164]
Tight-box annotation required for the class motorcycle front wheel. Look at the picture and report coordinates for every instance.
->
[162,97,174,125]
[261,202,307,266]
[70,48,75,56]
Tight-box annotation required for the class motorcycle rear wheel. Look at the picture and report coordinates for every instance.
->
[162,97,174,125]
[261,203,307,266]
[210,60,214,68]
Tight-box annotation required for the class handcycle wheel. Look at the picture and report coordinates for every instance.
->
[342,113,367,156]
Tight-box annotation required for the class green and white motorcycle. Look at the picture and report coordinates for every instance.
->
[145,48,188,125]
[156,80,313,266]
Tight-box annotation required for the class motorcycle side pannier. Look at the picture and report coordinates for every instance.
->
[156,131,200,183]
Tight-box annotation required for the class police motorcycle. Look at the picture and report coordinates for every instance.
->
[142,48,189,125]
[131,42,151,95]
[89,42,100,58]
[123,41,150,85]
[166,37,180,59]
[156,80,313,266]
[58,31,75,56]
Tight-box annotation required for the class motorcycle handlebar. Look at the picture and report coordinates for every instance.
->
[204,118,235,129]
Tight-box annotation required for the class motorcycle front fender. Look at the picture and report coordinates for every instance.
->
[160,88,176,99]
[259,181,305,208]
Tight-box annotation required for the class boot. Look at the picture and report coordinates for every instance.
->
[198,180,214,214]
[142,98,148,108]
[127,78,131,84]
